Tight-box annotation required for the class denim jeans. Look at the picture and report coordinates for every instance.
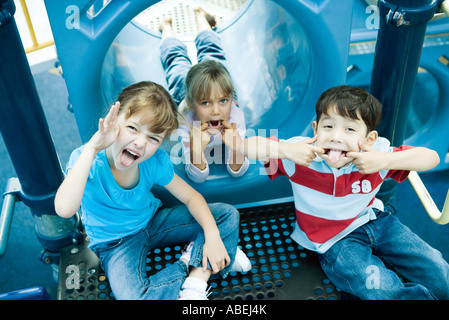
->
[319,210,449,300]
[160,30,227,105]
[91,202,240,300]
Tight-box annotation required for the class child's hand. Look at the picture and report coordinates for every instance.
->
[221,121,246,170]
[190,122,210,167]
[285,136,324,167]
[346,141,384,174]
[202,232,231,274]
[221,120,242,152]
[88,102,120,153]
[191,122,211,150]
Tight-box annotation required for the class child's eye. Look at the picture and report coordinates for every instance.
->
[148,136,160,144]
[323,125,332,129]
[220,98,228,104]
[346,127,355,132]
[127,126,137,132]
[200,101,210,106]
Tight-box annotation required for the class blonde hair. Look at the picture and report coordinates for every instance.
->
[185,60,234,108]
[117,81,179,136]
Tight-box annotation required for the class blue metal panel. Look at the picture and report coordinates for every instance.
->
[370,0,439,145]
[0,0,80,255]
[348,0,449,171]
[0,287,50,300]
[44,0,161,142]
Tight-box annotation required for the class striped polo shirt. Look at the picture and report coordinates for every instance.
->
[265,136,411,253]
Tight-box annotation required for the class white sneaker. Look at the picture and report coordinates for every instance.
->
[180,242,252,273]
[178,277,210,300]
[180,242,194,263]
[230,247,252,273]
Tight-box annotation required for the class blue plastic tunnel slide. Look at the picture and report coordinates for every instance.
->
[44,0,353,207]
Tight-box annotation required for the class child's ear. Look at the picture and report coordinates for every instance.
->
[365,130,378,146]
[312,121,318,136]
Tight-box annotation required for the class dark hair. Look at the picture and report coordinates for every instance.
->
[117,81,179,136]
[315,85,382,133]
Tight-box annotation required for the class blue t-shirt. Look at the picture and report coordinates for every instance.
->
[66,146,174,248]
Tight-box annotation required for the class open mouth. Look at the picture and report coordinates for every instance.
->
[208,120,223,128]
[120,149,140,167]
[324,148,346,164]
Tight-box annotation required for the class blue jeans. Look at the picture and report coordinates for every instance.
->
[319,210,449,300]
[91,202,240,300]
[160,30,227,105]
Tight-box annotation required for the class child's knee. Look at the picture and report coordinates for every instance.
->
[209,202,240,227]
[429,263,449,299]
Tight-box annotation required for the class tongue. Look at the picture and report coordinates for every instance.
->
[328,150,342,164]
[120,150,136,167]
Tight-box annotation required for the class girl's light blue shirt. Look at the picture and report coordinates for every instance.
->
[66,146,174,248]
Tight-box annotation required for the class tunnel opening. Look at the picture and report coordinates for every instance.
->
[101,0,314,135]
[99,0,316,194]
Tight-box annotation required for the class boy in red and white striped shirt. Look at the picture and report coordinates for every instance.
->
[223,85,449,299]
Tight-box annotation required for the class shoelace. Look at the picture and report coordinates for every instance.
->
[204,286,212,299]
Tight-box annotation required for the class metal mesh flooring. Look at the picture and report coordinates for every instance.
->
[57,202,354,300]
[133,0,248,38]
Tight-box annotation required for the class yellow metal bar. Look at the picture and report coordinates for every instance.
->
[19,0,38,48]
[18,0,55,54]
[442,0,449,17]
[408,171,449,225]
[24,40,54,54]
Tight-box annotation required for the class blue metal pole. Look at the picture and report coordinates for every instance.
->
[0,0,81,262]
[369,0,439,203]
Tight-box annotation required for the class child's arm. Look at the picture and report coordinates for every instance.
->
[347,141,440,174]
[164,174,230,274]
[190,122,210,171]
[221,121,246,172]
[54,102,120,218]
[240,136,324,167]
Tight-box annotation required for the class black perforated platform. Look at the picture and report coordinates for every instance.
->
[58,202,353,300]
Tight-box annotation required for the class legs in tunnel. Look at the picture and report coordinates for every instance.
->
[159,7,227,105]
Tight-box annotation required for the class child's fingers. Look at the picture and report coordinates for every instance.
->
[104,101,119,126]
[346,151,361,159]
[202,255,209,271]
[221,120,235,130]
[201,122,210,131]
[221,120,231,129]
[98,118,105,131]
[105,102,116,119]
[311,146,325,155]
[110,101,120,121]
[358,140,374,152]
[224,253,231,267]
[210,260,220,274]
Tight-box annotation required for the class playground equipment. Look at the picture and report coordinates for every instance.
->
[0,0,82,264]
[408,171,449,225]
[349,0,449,174]
[0,0,448,300]
[348,0,449,207]
[43,0,353,208]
